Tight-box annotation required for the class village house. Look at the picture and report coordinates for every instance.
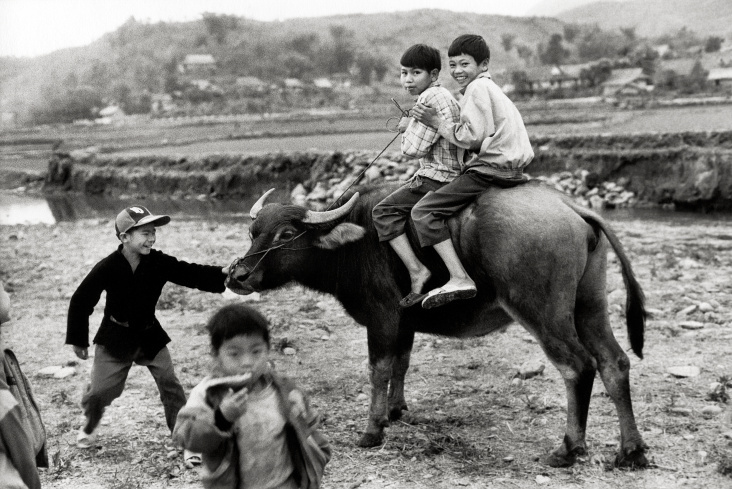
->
[94,105,126,125]
[178,54,216,75]
[313,77,333,89]
[708,67,732,88]
[601,68,653,96]
[236,76,268,95]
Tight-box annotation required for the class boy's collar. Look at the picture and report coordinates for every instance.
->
[460,71,491,94]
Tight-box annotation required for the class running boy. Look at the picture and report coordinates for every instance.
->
[66,205,229,452]
[411,34,534,309]
[173,304,331,489]
[372,43,463,308]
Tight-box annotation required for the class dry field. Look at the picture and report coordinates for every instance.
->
[1,210,732,489]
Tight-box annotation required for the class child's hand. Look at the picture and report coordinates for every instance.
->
[219,387,249,421]
[411,103,440,129]
[72,346,88,360]
[397,116,410,133]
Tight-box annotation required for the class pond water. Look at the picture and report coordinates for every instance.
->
[0,191,267,226]
[1,190,731,227]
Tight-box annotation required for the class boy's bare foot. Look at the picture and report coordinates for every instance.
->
[399,269,432,308]
[411,268,431,294]
[421,278,477,309]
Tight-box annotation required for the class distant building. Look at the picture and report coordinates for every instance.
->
[179,54,216,75]
[284,78,305,90]
[601,68,653,96]
[708,67,732,87]
[313,77,333,89]
[95,105,126,125]
[236,76,268,94]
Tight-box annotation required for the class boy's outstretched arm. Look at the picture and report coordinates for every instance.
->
[414,84,494,151]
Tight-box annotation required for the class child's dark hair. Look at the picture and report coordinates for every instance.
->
[448,34,490,65]
[400,44,441,72]
[206,304,270,352]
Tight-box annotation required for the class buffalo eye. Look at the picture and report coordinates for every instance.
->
[277,229,296,242]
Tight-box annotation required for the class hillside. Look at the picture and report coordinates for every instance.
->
[556,0,732,38]
[0,9,566,122]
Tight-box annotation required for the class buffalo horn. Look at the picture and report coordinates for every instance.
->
[303,192,360,224]
[249,188,276,220]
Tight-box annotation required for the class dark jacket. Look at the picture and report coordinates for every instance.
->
[66,246,225,359]
[173,371,331,489]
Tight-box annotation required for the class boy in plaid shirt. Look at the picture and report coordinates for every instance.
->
[372,44,462,308]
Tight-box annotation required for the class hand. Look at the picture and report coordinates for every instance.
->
[411,103,440,129]
[397,116,410,133]
[219,387,249,421]
[73,346,88,360]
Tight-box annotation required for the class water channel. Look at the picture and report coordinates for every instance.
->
[2,190,731,227]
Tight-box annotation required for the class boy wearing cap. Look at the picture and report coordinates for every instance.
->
[66,206,229,452]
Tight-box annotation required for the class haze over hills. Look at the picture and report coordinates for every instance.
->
[553,0,732,38]
[527,0,632,17]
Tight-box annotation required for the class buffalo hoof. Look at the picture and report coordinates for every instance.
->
[614,444,648,469]
[357,432,384,448]
[545,443,586,468]
[388,406,407,422]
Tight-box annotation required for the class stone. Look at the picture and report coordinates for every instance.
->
[536,475,550,484]
[53,367,76,378]
[698,302,714,312]
[356,393,369,402]
[701,405,723,416]
[679,321,705,330]
[667,366,701,378]
[38,366,63,377]
[517,360,545,380]
[589,195,606,209]
[646,307,664,318]
[677,305,698,316]
[607,289,625,305]
[282,347,296,355]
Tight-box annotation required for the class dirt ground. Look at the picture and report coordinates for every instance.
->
[1,212,732,489]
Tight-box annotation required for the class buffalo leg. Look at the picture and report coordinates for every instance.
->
[534,329,597,467]
[358,327,394,447]
[387,327,415,421]
[576,306,648,468]
[575,245,648,468]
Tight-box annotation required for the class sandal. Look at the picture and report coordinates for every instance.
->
[399,291,428,308]
[421,283,477,309]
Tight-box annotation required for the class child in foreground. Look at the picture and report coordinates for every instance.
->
[173,304,331,489]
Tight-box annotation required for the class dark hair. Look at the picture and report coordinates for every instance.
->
[206,304,270,352]
[447,34,490,65]
[400,44,441,72]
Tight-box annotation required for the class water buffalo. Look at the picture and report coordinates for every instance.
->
[226,182,648,468]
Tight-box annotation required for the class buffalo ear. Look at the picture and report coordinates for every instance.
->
[314,223,366,249]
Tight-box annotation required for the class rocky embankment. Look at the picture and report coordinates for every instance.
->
[32,129,732,211]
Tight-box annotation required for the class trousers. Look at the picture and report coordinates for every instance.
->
[80,344,186,434]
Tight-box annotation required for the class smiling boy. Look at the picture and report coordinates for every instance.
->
[372,44,462,308]
[66,206,229,455]
[410,34,534,309]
